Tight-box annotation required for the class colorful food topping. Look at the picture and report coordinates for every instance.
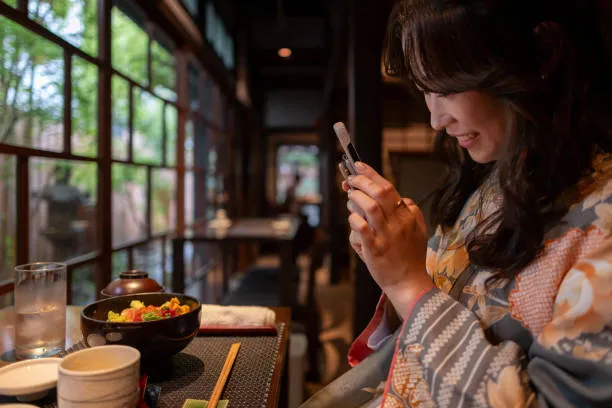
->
[107,297,191,322]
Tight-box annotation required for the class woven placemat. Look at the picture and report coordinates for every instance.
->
[1,324,284,408]
[153,323,284,408]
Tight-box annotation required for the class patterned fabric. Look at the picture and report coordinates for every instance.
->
[302,153,612,408]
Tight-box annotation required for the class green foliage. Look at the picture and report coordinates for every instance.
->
[29,0,98,56]
[133,88,163,165]
[111,75,129,160]
[0,15,64,149]
[166,105,178,166]
[152,169,176,234]
[112,250,128,279]
[152,40,176,101]
[1,0,16,8]
[111,7,148,85]
[72,56,98,158]
[112,164,146,193]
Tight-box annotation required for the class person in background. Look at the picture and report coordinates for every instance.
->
[302,0,612,406]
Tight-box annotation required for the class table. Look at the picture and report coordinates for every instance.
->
[172,217,300,306]
[0,306,291,408]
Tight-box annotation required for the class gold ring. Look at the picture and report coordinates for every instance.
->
[395,199,405,209]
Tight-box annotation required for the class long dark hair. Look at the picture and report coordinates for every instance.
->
[384,0,612,279]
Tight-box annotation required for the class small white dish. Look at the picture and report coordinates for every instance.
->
[0,357,61,401]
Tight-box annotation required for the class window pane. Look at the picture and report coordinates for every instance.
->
[112,164,147,246]
[0,17,64,152]
[111,7,148,85]
[188,64,200,111]
[72,56,98,157]
[111,76,129,161]
[152,169,176,234]
[151,40,176,102]
[166,105,177,166]
[0,155,16,283]
[133,89,163,165]
[133,240,163,285]
[203,77,214,122]
[29,0,98,56]
[183,0,197,16]
[185,118,195,168]
[112,250,129,281]
[71,263,96,305]
[30,159,98,262]
[185,171,194,226]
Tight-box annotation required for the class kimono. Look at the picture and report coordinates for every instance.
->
[301,152,612,408]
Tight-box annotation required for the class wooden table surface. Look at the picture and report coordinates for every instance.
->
[0,305,291,408]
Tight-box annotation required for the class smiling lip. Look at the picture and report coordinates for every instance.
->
[449,132,478,149]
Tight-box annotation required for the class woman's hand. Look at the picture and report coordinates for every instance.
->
[342,162,433,318]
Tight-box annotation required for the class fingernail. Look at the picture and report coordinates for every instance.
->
[355,162,365,171]
[347,175,355,182]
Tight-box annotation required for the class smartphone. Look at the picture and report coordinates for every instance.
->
[333,122,361,180]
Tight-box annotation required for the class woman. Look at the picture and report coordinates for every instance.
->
[303,0,612,407]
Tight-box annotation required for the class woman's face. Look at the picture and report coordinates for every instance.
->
[423,91,508,163]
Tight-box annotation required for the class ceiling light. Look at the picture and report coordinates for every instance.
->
[278,48,292,58]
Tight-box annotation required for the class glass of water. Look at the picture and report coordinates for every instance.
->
[14,262,67,360]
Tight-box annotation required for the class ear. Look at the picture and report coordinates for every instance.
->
[534,21,565,80]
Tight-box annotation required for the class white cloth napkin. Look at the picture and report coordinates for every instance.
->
[199,305,276,327]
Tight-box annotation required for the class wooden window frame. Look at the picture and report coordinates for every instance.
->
[0,0,232,304]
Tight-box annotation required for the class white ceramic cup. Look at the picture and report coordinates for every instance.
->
[57,345,140,408]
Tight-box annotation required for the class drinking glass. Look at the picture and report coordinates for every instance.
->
[14,262,67,360]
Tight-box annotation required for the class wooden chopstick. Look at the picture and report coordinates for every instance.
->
[208,342,241,408]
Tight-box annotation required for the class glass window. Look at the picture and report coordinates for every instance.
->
[205,2,234,70]
[29,0,98,56]
[133,240,163,284]
[151,169,176,234]
[111,76,130,161]
[112,164,147,246]
[133,89,163,165]
[188,63,200,111]
[71,263,96,305]
[112,250,129,280]
[29,159,98,262]
[165,105,177,166]
[185,171,194,226]
[0,155,16,283]
[185,118,195,168]
[151,40,176,101]
[276,145,321,203]
[111,7,148,85]
[182,0,198,16]
[72,56,98,157]
[203,77,215,123]
[0,17,64,152]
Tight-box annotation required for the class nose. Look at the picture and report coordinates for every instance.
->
[425,93,453,131]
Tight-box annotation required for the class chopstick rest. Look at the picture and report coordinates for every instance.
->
[182,399,229,408]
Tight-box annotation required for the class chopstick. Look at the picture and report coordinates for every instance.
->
[208,342,241,408]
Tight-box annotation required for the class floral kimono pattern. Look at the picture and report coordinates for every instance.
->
[301,153,612,408]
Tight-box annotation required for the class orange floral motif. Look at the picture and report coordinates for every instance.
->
[572,342,609,362]
[539,238,612,347]
[386,344,435,408]
[463,272,510,328]
[486,366,533,408]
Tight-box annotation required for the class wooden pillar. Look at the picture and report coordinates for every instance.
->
[349,0,386,338]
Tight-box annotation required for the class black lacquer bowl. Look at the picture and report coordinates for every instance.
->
[81,293,202,365]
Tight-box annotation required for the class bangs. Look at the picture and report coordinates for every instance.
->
[384,0,537,96]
